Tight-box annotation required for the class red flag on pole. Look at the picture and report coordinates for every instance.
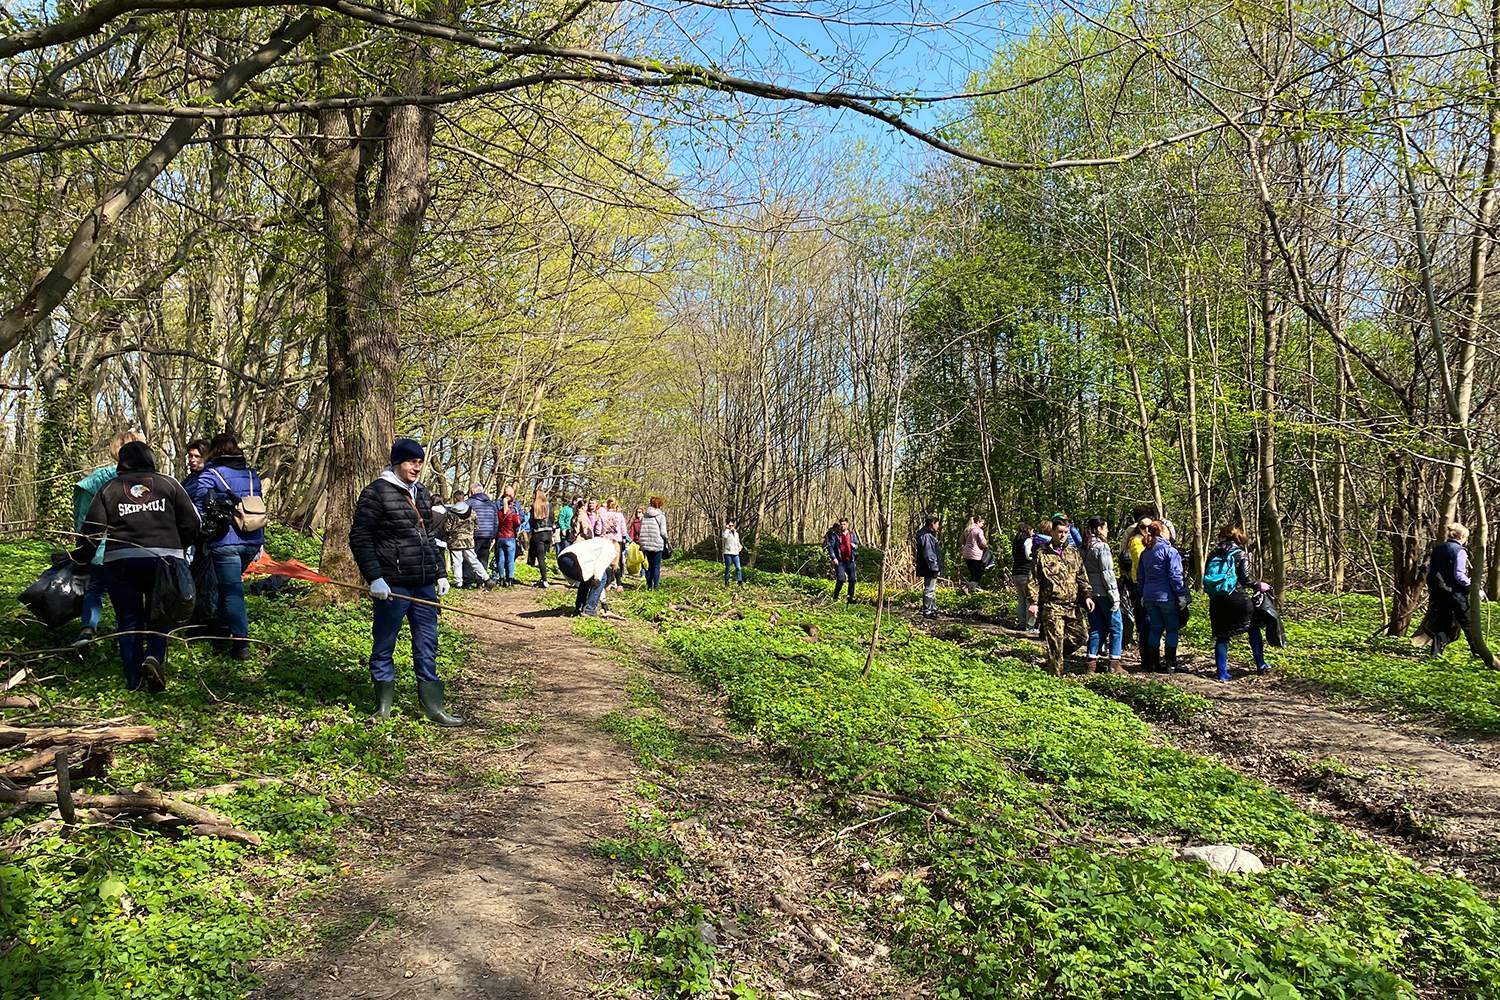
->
[242,554,332,583]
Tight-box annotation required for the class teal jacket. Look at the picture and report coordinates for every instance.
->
[74,466,117,566]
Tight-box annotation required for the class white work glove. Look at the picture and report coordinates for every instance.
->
[435,577,450,597]
[1177,595,1190,610]
[370,578,392,600]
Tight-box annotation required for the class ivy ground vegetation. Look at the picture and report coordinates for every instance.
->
[0,532,480,999]
[593,560,1500,999]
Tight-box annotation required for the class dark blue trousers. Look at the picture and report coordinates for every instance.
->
[369,584,440,683]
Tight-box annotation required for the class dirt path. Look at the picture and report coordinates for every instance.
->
[255,587,638,1000]
[939,612,1500,883]
[255,586,925,1000]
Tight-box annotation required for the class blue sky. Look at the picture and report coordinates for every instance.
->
[661,0,1027,181]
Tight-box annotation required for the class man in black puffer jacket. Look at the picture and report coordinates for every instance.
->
[349,438,462,726]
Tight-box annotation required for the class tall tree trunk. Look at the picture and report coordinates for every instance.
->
[1257,233,1287,596]
[1181,271,1206,580]
[316,10,454,583]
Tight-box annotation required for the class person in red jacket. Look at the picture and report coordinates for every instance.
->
[494,490,522,587]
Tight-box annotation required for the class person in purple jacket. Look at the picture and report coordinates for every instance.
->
[1427,523,1476,658]
[186,433,265,660]
[1135,519,1188,673]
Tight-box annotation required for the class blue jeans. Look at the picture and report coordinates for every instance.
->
[369,584,440,683]
[210,542,260,637]
[833,560,857,600]
[724,554,742,584]
[574,576,608,615]
[1145,601,1180,650]
[645,549,664,590]
[1088,603,1123,658]
[1216,629,1266,675]
[81,573,107,630]
[494,538,516,579]
[102,558,170,689]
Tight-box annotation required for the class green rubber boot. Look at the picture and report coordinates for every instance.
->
[417,680,465,727]
[372,680,396,720]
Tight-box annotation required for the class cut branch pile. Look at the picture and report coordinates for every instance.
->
[0,700,268,844]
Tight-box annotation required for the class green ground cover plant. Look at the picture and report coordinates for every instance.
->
[0,533,479,999]
[596,565,1500,999]
[696,545,1500,734]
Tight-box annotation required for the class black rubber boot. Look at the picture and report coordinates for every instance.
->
[1141,645,1160,672]
[1166,646,1188,673]
[373,680,395,719]
[417,680,465,727]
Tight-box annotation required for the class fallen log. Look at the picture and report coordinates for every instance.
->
[0,786,261,844]
[0,724,156,751]
[0,695,41,709]
[0,746,108,781]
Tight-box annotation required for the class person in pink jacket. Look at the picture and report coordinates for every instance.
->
[958,515,989,594]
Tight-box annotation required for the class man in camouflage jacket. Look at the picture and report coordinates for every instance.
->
[1027,518,1095,676]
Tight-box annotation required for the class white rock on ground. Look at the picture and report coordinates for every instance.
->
[1177,845,1266,873]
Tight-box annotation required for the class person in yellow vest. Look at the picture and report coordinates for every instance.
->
[1118,505,1156,649]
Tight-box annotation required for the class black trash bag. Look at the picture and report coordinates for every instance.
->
[19,553,87,628]
[150,557,196,631]
[188,544,220,631]
[1255,591,1288,649]
[247,574,306,598]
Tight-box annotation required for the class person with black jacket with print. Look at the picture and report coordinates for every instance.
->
[70,441,199,691]
[349,438,462,726]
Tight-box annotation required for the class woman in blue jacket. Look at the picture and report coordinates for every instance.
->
[1135,520,1188,673]
[186,433,265,661]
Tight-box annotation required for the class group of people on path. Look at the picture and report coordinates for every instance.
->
[56,421,1482,718]
[440,488,673,597]
[908,506,1280,682]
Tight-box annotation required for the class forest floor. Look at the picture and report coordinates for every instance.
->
[255,584,926,1000]
[944,614,1500,888]
[257,579,1500,1000]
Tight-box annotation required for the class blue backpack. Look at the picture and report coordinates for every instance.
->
[1203,549,1239,597]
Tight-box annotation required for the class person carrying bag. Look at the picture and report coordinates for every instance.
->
[70,441,199,691]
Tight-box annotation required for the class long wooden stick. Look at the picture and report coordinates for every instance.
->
[317,578,536,630]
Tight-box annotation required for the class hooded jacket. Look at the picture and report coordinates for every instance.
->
[349,469,444,587]
[469,492,499,538]
[914,525,944,577]
[637,506,668,552]
[445,504,477,550]
[71,442,199,565]
[186,454,265,548]
[1081,539,1120,606]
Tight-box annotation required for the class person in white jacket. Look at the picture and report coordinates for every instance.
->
[557,536,620,616]
[722,519,743,586]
